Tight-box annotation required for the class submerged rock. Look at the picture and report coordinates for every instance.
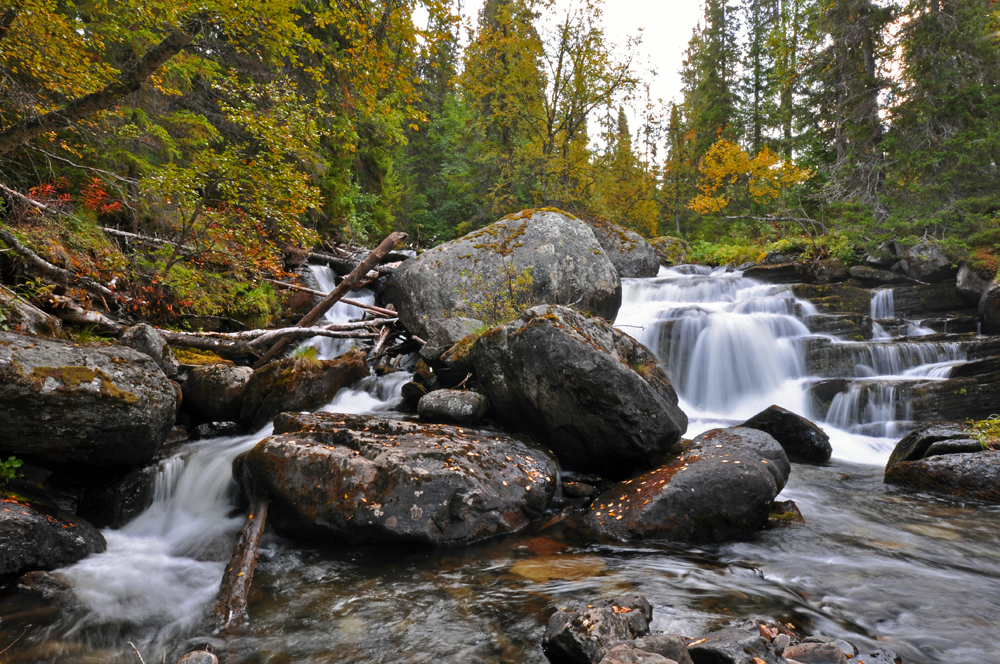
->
[417,389,489,425]
[586,218,660,278]
[884,422,1000,502]
[183,364,253,424]
[584,428,788,543]
[740,405,832,464]
[472,305,688,479]
[235,412,557,546]
[239,349,369,431]
[0,494,106,576]
[0,331,179,468]
[542,594,652,664]
[120,324,179,377]
[783,642,849,664]
[384,209,621,339]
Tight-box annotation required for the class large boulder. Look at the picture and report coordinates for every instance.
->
[686,626,781,664]
[586,219,659,278]
[0,332,179,468]
[384,209,622,339]
[0,285,61,337]
[648,236,689,266]
[541,594,652,664]
[120,324,179,377]
[0,495,106,576]
[472,305,688,479]
[979,278,1000,334]
[956,264,990,303]
[183,364,253,424]
[740,405,832,464]
[235,412,557,546]
[884,422,1000,502]
[418,317,483,363]
[584,428,788,543]
[898,240,957,283]
[76,463,160,529]
[238,348,369,431]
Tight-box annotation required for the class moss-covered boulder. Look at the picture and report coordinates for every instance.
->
[0,332,178,468]
[234,412,557,545]
[383,209,621,339]
[648,236,690,266]
[586,218,659,278]
[238,348,369,431]
[183,364,253,424]
[471,304,688,479]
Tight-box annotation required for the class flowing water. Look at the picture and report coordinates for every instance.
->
[3,267,1000,664]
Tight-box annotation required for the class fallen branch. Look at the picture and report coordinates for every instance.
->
[370,325,391,363]
[159,326,382,354]
[33,294,123,334]
[254,232,406,368]
[213,499,269,635]
[264,279,397,318]
[99,226,180,248]
[0,211,117,303]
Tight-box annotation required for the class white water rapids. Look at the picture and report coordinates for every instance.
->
[10,263,996,664]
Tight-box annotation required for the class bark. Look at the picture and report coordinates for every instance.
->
[307,251,396,278]
[213,499,269,635]
[99,226,180,248]
[159,325,386,354]
[33,294,124,334]
[264,279,397,318]
[253,232,406,368]
[0,20,203,155]
[0,220,116,303]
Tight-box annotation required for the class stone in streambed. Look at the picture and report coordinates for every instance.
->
[238,348,369,431]
[597,646,675,664]
[175,651,219,664]
[783,642,849,664]
[235,412,557,546]
[384,209,622,340]
[472,305,688,479]
[596,636,693,664]
[0,494,106,576]
[740,405,832,463]
[542,594,652,664]
[686,626,782,664]
[584,428,788,543]
[0,331,179,468]
[182,364,252,424]
[417,389,488,425]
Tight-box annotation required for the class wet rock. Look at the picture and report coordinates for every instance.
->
[773,634,791,653]
[0,331,179,468]
[77,463,159,528]
[120,323,179,377]
[175,651,219,664]
[847,265,916,287]
[16,570,76,604]
[809,259,849,284]
[767,499,805,527]
[898,241,957,283]
[564,481,597,498]
[541,594,652,664]
[956,264,990,302]
[597,646,675,664]
[587,219,660,278]
[740,405,832,463]
[597,636,693,664]
[783,642,848,664]
[885,425,1000,503]
[419,317,483,363]
[743,263,813,284]
[0,495,106,576]
[235,412,557,546]
[472,305,688,479]
[979,278,1000,335]
[648,237,690,266]
[791,284,871,315]
[892,282,968,316]
[384,209,622,339]
[418,389,489,425]
[0,285,61,337]
[191,421,242,440]
[239,348,369,431]
[401,358,443,406]
[854,649,902,664]
[183,364,253,425]
[584,428,787,543]
[886,422,973,468]
[804,314,873,340]
[686,626,781,664]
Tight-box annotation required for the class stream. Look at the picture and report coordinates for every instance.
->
[2,266,999,664]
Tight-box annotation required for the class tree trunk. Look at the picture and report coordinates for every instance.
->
[213,500,269,635]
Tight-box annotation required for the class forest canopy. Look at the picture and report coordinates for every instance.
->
[1,0,998,325]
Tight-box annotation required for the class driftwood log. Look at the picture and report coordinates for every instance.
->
[264,279,397,318]
[253,232,406,368]
[157,323,389,354]
[213,499,269,635]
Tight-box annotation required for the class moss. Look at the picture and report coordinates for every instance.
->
[31,365,140,404]
[172,348,233,365]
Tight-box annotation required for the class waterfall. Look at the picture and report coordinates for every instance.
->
[871,288,895,319]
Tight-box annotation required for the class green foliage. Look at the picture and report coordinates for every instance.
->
[0,456,23,487]
[970,416,1000,451]
[292,344,321,366]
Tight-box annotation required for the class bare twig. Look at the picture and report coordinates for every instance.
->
[128,642,146,664]
[0,629,27,657]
